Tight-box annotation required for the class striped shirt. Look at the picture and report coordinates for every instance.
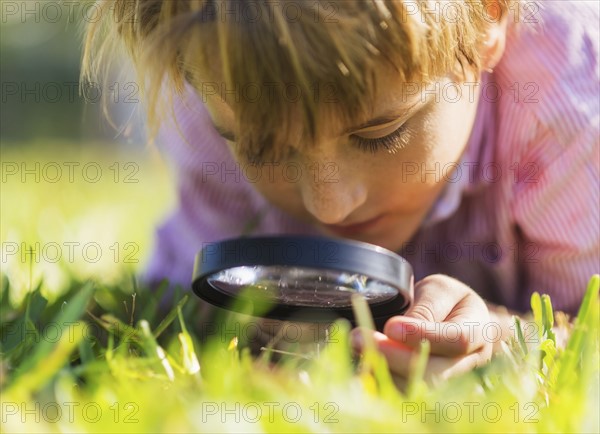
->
[144,1,599,315]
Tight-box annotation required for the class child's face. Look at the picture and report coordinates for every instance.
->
[204,65,481,252]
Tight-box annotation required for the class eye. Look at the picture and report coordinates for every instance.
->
[350,124,411,154]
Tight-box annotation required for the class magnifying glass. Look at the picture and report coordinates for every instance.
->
[192,236,413,328]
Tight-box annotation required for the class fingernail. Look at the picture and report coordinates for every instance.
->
[386,323,402,340]
[387,321,417,341]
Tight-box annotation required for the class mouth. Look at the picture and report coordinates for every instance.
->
[323,214,385,236]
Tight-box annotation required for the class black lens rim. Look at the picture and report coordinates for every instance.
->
[191,235,414,324]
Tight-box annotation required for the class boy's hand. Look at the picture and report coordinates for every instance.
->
[351,274,493,384]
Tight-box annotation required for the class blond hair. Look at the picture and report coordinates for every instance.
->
[81,0,518,160]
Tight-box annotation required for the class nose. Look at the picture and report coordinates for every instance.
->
[299,161,368,225]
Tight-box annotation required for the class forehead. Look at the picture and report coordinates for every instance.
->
[200,63,424,145]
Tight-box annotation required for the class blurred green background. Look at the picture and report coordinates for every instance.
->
[1,0,144,144]
[1,0,174,301]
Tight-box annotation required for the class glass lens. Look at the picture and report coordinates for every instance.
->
[207,266,398,307]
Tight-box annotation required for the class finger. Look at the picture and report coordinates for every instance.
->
[387,278,490,356]
[384,290,489,356]
[383,317,486,356]
[413,353,488,384]
[350,328,412,353]
[371,331,415,378]
[403,275,471,322]
[422,346,493,383]
[373,333,492,380]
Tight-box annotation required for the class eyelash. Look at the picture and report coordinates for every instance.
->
[238,123,411,164]
[351,124,410,154]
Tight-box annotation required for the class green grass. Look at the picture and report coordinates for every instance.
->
[1,145,599,432]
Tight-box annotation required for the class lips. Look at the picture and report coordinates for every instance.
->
[323,214,385,236]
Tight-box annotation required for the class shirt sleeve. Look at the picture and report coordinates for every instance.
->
[141,83,270,288]
[511,122,599,315]
[500,1,600,315]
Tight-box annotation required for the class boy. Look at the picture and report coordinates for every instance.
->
[82,0,599,382]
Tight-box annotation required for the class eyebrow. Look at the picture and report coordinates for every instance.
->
[211,100,421,142]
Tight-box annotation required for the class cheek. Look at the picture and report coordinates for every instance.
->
[250,169,303,208]
[437,84,480,157]
[367,102,475,211]
[415,98,477,169]
[221,146,305,213]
